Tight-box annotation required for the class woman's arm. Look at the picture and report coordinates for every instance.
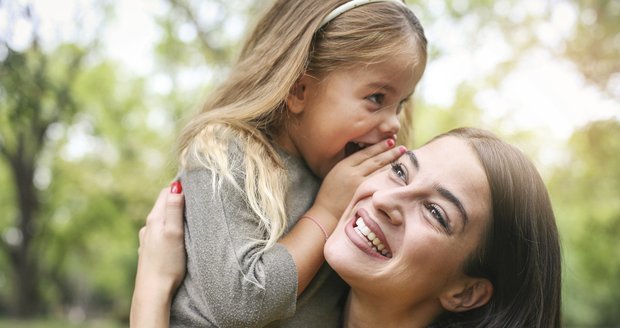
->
[130,182,185,328]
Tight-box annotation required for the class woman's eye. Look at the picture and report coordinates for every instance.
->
[367,93,385,105]
[390,162,407,181]
[425,203,449,231]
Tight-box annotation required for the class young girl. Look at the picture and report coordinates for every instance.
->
[134,0,428,327]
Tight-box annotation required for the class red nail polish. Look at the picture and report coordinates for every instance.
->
[386,139,395,148]
[399,146,407,154]
[171,181,182,194]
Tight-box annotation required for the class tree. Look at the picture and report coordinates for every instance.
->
[0,1,172,319]
[548,119,620,325]
[0,32,88,317]
[564,0,620,100]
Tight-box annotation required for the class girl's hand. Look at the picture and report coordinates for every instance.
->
[130,181,186,328]
[314,139,406,222]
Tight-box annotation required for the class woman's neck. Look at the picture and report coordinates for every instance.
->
[343,290,441,328]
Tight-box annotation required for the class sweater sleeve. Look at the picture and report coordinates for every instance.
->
[178,166,298,328]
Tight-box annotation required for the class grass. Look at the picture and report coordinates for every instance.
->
[0,318,125,328]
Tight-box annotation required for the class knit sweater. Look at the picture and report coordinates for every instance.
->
[170,139,348,327]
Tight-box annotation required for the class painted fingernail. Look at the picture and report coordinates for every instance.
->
[399,146,407,154]
[386,139,395,148]
[170,181,183,194]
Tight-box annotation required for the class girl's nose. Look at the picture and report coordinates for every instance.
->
[379,109,401,137]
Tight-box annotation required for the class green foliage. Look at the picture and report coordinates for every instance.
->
[549,120,620,326]
[564,0,620,98]
[0,1,176,320]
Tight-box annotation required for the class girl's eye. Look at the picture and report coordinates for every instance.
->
[425,203,449,231]
[390,162,407,182]
[367,93,385,105]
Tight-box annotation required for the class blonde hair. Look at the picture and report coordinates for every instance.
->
[178,0,427,249]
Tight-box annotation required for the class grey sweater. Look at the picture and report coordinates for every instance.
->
[170,141,348,327]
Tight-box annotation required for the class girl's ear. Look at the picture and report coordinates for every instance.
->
[439,278,493,313]
[286,75,311,114]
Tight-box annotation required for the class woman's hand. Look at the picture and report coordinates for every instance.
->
[130,181,186,328]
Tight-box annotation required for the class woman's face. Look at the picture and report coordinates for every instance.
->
[324,136,492,309]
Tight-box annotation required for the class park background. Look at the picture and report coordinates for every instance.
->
[0,0,618,326]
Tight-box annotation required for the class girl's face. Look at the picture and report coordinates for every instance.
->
[281,54,420,178]
[324,136,492,311]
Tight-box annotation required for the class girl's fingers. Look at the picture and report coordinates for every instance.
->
[358,145,407,176]
[345,138,396,165]
[345,138,407,175]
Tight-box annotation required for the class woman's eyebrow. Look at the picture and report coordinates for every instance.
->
[405,151,419,169]
[406,150,469,230]
[436,186,469,230]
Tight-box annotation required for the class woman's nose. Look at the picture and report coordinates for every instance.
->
[372,188,404,226]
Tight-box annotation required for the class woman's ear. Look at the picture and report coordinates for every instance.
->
[439,278,493,312]
[286,75,311,114]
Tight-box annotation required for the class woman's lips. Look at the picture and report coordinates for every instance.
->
[344,208,392,259]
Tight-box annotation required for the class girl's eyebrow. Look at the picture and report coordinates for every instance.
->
[405,150,469,230]
[366,82,396,94]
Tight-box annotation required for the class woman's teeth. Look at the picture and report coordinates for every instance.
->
[354,218,391,258]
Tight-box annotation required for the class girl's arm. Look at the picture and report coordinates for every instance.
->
[130,183,185,328]
[280,140,406,294]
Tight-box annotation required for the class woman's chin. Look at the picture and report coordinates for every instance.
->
[324,228,374,286]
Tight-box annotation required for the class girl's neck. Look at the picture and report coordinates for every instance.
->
[273,130,299,157]
[343,290,440,328]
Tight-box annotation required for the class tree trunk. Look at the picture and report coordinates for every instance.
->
[6,137,42,317]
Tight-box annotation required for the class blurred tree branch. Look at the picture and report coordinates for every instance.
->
[0,2,92,317]
[167,0,228,62]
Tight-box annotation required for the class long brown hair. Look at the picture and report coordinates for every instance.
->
[433,128,562,327]
[178,0,427,248]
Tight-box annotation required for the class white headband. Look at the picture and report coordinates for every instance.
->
[319,0,405,28]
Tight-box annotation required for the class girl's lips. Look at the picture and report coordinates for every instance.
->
[344,208,392,260]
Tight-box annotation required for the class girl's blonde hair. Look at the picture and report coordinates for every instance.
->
[178,0,427,248]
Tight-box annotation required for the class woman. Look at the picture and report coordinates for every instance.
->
[132,128,562,327]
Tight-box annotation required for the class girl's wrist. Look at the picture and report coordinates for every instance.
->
[303,206,339,237]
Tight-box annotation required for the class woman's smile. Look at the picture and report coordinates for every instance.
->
[344,208,392,260]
